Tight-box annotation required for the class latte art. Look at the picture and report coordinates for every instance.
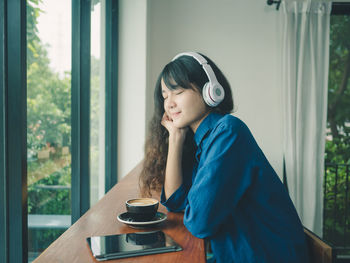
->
[127,198,158,206]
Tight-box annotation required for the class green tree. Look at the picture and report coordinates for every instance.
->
[26,0,72,256]
[326,15,350,164]
[27,0,42,66]
[323,15,350,250]
[27,0,71,156]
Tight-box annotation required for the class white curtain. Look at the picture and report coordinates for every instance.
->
[281,0,332,236]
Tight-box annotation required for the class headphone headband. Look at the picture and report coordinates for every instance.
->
[172,52,219,85]
[172,51,207,64]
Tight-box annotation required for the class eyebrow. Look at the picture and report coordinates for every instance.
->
[163,84,182,91]
[162,85,183,94]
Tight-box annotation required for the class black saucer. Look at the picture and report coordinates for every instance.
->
[117,212,167,229]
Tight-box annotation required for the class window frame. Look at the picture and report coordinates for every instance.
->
[71,0,92,223]
[0,0,28,262]
[0,0,6,262]
[105,0,119,192]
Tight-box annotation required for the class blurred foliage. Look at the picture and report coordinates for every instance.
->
[27,0,71,155]
[323,164,349,248]
[324,15,350,250]
[326,15,350,164]
[28,165,71,214]
[28,229,66,256]
[26,0,72,255]
[26,0,103,257]
[27,155,71,189]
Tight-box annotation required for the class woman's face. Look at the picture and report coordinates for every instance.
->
[161,78,210,133]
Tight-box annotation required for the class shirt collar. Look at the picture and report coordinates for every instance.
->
[194,112,223,146]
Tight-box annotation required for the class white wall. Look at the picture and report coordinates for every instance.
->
[118,0,147,179]
[119,0,284,178]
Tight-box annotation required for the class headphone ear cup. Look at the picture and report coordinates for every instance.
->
[202,82,214,107]
[202,82,225,107]
[211,83,225,105]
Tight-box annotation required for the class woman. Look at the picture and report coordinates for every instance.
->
[140,52,309,263]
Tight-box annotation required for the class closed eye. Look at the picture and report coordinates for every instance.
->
[161,90,168,100]
[175,90,184,95]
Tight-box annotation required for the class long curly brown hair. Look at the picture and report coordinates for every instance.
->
[139,53,234,197]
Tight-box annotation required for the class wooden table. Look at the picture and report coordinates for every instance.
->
[34,163,206,263]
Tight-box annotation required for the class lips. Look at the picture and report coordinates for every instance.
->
[171,112,181,119]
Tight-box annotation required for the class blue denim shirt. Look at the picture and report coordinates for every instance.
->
[161,113,309,263]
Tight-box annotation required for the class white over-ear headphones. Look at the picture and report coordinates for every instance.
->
[172,52,225,107]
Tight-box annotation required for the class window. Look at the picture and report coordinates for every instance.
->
[90,0,106,206]
[1,0,118,262]
[323,2,350,258]
[27,1,72,260]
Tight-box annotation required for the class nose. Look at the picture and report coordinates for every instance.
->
[165,94,176,109]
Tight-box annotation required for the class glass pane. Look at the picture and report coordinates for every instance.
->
[27,0,72,261]
[324,14,350,254]
[90,0,106,206]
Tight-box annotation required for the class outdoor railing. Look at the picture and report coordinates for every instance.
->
[323,163,350,260]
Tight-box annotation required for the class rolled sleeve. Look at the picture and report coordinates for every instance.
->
[160,184,188,212]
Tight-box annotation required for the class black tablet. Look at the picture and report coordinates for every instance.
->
[86,230,182,261]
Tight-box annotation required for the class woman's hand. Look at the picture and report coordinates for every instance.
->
[161,112,188,144]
